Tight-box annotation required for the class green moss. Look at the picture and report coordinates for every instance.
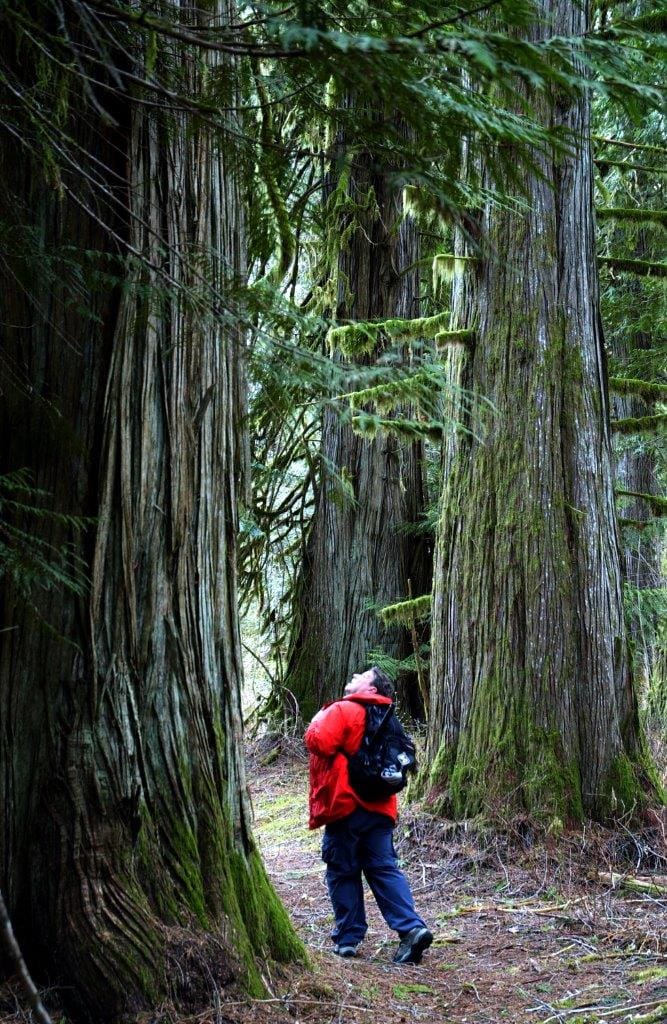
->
[615,489,667,516]
[345,369,434,415]
[596,207,667,229]
[228,846,308,966]
[169,819,209,927]
[600,747,665,818]
[609,377,667,403]
[611,413,667,434]
[432,254,478,291]
[379,594,432,627]
[425,680,586,823]
[352,413,443,442]
[599,256,667,278]
[328,311,452,357]
[435,329,475,349]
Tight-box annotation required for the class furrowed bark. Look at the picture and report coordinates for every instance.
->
[282,139,431,720]
[0,3,302,1020]
[425,0,661,822]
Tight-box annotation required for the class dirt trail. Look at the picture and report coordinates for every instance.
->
[248,746,666,1024]
[0,746,664,1024]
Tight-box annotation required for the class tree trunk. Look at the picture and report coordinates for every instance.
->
[614,331,665,694]
[282,151,430,721]
[0,4,301,1020]
[425,0,659,822]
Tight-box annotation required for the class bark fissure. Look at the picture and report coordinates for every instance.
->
[0,3,303,1019]
[425,1,656,822]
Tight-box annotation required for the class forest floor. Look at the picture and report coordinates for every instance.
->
[1,739,665,1024]
[231,738,667,1024]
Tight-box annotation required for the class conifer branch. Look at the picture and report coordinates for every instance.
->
[599,257,667,278]
[351,413,443,442]
[592,136,667,156]
[611,414,667,434]
[596,208,667,229]
[619,517,659,531]
[435,329,475,349]
[379,594,432,627]
[615,490,667,517]
[595,158,667,176]
[432,253,478,290]
[609,377,667,402]
[328,312,451,357]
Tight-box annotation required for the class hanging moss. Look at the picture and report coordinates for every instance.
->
[596,208,667,229]
[611,413,667,434]
[599,257,667,278]
[402,184,456,228]
[595,158,667,176]
[609,376,667,402]
[435,329,475,350]
[432,253,478,292]
[384,311,452,341]
[615,489,667,516]
[346,373,432,415]
[327,311,451,357]
[328,322,382,357]
[378,594,432,627]
[253,69,295,284]
[351,414,443,442]
[619,517,656,531]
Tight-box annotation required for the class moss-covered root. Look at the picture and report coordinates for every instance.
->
[600,752,666,820]
[212,844,308,997]
[422,732,664,825]
[232,847,308,965]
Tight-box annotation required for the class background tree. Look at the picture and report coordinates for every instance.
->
[278,131,432,720]
[424,0,663,821]
[593,91,667,733]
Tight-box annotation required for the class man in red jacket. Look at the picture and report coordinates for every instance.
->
[304,666,432,964]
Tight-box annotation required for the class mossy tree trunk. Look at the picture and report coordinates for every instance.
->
[282,151,431,720]
[614,333,666,694]
[611,285,666,700]
[425,0,660,822]
[0,4,301,1021]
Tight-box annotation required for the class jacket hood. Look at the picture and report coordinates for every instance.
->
[342,692,393,706]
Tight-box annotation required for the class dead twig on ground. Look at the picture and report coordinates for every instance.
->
[0,890,52,1024]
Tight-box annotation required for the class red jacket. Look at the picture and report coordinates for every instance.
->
[304,693,398,829]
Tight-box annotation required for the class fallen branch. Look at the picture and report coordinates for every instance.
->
[598,871,667,897]
[0,889,52,1024]
[531,997,667,1023]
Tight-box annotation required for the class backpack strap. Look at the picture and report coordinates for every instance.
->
[366,703,394,741]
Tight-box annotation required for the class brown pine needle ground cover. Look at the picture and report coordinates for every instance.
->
[0,739,665,1024]
[235,738,667,1024]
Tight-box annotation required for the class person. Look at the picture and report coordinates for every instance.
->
[304,665,433,964]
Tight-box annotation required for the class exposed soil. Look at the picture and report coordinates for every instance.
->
[233,739,666,1024]
[1,740,665,1024]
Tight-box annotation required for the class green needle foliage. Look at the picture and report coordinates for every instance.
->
[0,470,91,638]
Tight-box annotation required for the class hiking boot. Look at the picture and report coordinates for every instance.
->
[333,942,360,958]
[392,926,433,965]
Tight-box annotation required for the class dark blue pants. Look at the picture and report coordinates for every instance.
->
[322,807,426,946]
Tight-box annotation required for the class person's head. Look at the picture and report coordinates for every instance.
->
[344,666,394,699]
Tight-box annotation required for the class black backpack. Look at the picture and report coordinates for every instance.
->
[347,703,417,802]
